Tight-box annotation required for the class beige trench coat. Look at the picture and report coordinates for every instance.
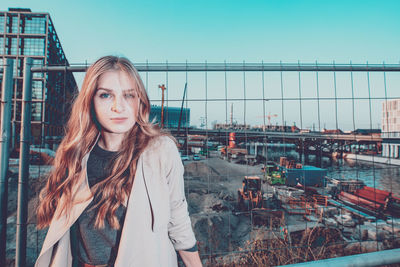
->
[35,136,196,267]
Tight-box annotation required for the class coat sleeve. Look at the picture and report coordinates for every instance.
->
[162,137,197,251]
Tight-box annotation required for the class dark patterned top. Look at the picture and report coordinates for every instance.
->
[73,143,126,266]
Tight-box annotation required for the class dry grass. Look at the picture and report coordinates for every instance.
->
[202,221,400,267]
[210,226,343,266]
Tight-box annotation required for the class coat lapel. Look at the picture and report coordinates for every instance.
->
[114,150,157,266]
[141,149,157,232]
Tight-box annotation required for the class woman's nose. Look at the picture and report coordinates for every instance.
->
[111,95,126,113]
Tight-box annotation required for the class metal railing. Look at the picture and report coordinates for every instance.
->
[2,58,400,266]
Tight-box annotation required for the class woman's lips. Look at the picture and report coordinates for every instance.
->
[110,118,128,123]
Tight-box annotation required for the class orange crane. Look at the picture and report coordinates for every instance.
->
[256,112,278,131]
[266,112,278,126]
[257,112,278,126]
[158,84,166,128]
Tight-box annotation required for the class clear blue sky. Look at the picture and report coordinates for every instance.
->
[2,0,400,130]
[2,0,399,63]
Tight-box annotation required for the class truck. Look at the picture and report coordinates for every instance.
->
[261,161,286,185]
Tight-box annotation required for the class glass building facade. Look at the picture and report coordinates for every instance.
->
[150,105,190,128]
[0,8,77,147]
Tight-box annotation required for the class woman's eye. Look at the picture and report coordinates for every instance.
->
[125,93,136,98]
[99,93,111,99]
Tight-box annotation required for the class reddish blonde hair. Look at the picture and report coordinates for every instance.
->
[37,56,165,229]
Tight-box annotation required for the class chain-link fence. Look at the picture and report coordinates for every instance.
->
[2,59,400,266]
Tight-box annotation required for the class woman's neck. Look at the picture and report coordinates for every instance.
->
[97,132,125,151]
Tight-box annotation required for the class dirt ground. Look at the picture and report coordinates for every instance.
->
[183,157,269,260]
[184,157,264,196]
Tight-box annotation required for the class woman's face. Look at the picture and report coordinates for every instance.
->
[93,70,140,135]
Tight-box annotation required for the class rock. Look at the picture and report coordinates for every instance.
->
[380,224,400,235]
[344,241,361,252]
[210,253,243,267]
[334,214,356,227]
[378,230,391,241]
[305,215,320,222]
[342,227,356,238]
[216,191,234,202]
[352,229,368,241]
[201,194,233,213]
[357,222,393,241]
[192,213,246,253]
[325,206,340,216]
[387,218,400,228]
[345,241,384,253]
[324,218,337,227]
[361,241,384,252]
[361,229,369,241]
[211,203,229,212]
[223,194,234,201]
[365,227,389,241]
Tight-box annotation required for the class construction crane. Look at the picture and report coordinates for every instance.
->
[158,84,166,128]
[266,112,278,126]
[256,112,278,128]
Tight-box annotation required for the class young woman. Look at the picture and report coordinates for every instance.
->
[35,56,202,267]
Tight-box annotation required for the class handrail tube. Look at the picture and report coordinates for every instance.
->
[30,63,400,73]
[281,248,400,267]
[0,58,14,267]
[15,57,33,267]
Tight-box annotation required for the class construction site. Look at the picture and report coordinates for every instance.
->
[4,104,400,266]
[176,123,400,265]
[183,153,400,266]
[1,48,400,266]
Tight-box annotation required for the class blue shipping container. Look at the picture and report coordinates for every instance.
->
[280,165,327,187]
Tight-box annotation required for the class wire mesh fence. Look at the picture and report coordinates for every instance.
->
[2,60,400,266]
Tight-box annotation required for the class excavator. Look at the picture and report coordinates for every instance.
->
[237,176,263,211]
[237,176,284,227]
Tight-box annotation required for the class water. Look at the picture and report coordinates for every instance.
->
[265,149,400,196]
[327,159,400,193]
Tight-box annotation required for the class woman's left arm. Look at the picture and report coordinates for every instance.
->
[178,250,202,267]
[163,138,202,266]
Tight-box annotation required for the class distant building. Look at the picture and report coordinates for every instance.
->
[149,105,190,128]
[381,99,400,158]
[322,128,343,135]
[352,129,381,135]
[252,124,299,133]
[0,8,78,148]
[214,123,250,130]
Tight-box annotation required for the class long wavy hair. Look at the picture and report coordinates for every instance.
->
[37,56,165,229]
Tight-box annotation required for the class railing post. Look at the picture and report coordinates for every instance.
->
[15,57,33,267]
[0,58,14,266]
